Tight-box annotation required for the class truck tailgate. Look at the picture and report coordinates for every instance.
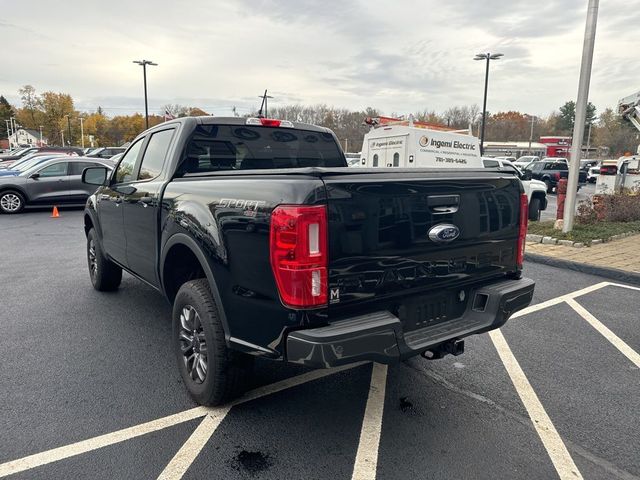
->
[322,168,523,312]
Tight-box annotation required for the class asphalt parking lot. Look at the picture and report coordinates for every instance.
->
[540,182,595,222]
[1,209,638,480]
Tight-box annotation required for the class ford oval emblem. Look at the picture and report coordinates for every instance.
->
[428,224,460,243]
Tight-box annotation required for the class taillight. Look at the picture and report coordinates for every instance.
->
[554,172,561,180]
[270,205,328,308]
[246,117,294,128]
[517,194,528,268]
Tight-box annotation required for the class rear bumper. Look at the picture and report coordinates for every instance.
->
[285,277,535,368]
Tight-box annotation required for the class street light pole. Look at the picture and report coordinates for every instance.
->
[79,118,85,149]
[65,115,72,146]
[133,59,158,129]
[563,0,599,233]
[5,120,11,149]
[39,126,43,146]
[585,121,592,158]
[527,115,536,154]
[474,52,504,156]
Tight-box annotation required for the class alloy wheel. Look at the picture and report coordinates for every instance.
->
[0,193,21,212]
[178,305,208,384]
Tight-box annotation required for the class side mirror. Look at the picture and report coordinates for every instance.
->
[522,170,532,180]
[29,173,40,180]
[82,166,108,186]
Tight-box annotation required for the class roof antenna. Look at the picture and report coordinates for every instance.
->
[257,89,273,118]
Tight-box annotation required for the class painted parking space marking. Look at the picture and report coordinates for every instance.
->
[351,363,388,480]
[567,298,640,368]
[490,329,584,480]
[0,363,362,479]
[157,409,230,480]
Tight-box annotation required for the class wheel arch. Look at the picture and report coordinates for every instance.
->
[161,233,230,342]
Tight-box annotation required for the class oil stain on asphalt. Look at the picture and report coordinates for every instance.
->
[233,450,273,475]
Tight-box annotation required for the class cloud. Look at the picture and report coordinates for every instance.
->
[0,0,635,119]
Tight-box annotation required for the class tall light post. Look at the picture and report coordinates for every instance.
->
[79,118,85,149]
[474,52,503,155]
[65,114,72,146]
[133,59,158,129]
[563,0,599,233]
[526,114,538,154]
[39,125,43,146]
[5,120,12,149]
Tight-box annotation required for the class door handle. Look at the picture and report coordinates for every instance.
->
[114,197,122,204]
[139,196,153,206]
[427,195,459,214]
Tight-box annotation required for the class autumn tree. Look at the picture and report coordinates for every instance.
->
[18,85,41,128]
[485,111,530,141]
[593,108,639,156]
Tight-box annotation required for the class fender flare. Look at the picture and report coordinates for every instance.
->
[161,233,231,343]
[0,184,29,202]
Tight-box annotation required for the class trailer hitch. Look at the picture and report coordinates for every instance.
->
[421,339,465,360]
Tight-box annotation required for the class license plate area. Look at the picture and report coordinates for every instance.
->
[398,291,467,331]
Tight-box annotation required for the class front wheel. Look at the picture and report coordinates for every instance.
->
[528,197,541,221]
[173,279,252,406]
[87,228,122,291]
[0,190,25,214]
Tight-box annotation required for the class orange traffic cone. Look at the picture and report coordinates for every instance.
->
[51,206,60,218]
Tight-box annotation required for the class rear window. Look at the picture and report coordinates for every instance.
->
[545,162,567,170]
[178,124,345,175]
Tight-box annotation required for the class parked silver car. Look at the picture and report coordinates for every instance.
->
[0,157,114,214]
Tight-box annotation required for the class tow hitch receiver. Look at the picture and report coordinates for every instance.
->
[422,339,465,360]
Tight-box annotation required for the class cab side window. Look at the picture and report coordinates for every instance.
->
[138,129,175,180]
[38,162,69,177]
[114,139,144,184]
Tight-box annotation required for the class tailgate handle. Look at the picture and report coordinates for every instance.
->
[427,195,459,214]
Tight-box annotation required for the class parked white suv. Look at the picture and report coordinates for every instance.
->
[482,157,548,221]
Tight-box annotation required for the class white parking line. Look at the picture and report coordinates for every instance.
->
[511,281,610,319]
[0,363,363,479]
[566,299,640,368]
[351,363,388,480]
[490,330,583,480]
[156,409,230,480]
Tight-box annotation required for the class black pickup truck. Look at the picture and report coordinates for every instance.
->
[82,116,535,405]
[525,160,587,193]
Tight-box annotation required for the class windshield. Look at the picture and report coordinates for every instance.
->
[178,124,346,175]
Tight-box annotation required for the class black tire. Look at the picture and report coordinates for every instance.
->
[173,279,252,406]
[87,228,122,291]
[544,180,553,194]
[528,197,541,221]
[0,190,25,214]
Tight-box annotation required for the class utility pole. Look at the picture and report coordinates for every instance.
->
[257,90,273,118]
[344,138,349,152]
[65,115,72,146]
[527,115,536,154]
[585,121,592,158]
[5,120,11,149]
[39,126,43,146]
[61,130,64,147]
[563,0,599,233]
[79,118,85,149]
[133,59,158,129]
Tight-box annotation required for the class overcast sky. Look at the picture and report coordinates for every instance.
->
[1,0,637,118]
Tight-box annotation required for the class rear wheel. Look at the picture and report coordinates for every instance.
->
[528,197,541,221]
[173,279,252,406]
[0,190,25,214]
[87,228,122,291]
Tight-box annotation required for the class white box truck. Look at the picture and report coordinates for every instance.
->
[358,116,483,169]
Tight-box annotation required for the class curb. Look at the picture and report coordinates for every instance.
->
[525,252,640,286]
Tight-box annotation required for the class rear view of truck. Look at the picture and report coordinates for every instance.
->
[286,168,534,367]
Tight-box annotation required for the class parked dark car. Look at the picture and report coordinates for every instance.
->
[81,116,535,406]
[0,146,83,164]
[86,147,126,159]
[0,157,113,213]
[525,160,587,193]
